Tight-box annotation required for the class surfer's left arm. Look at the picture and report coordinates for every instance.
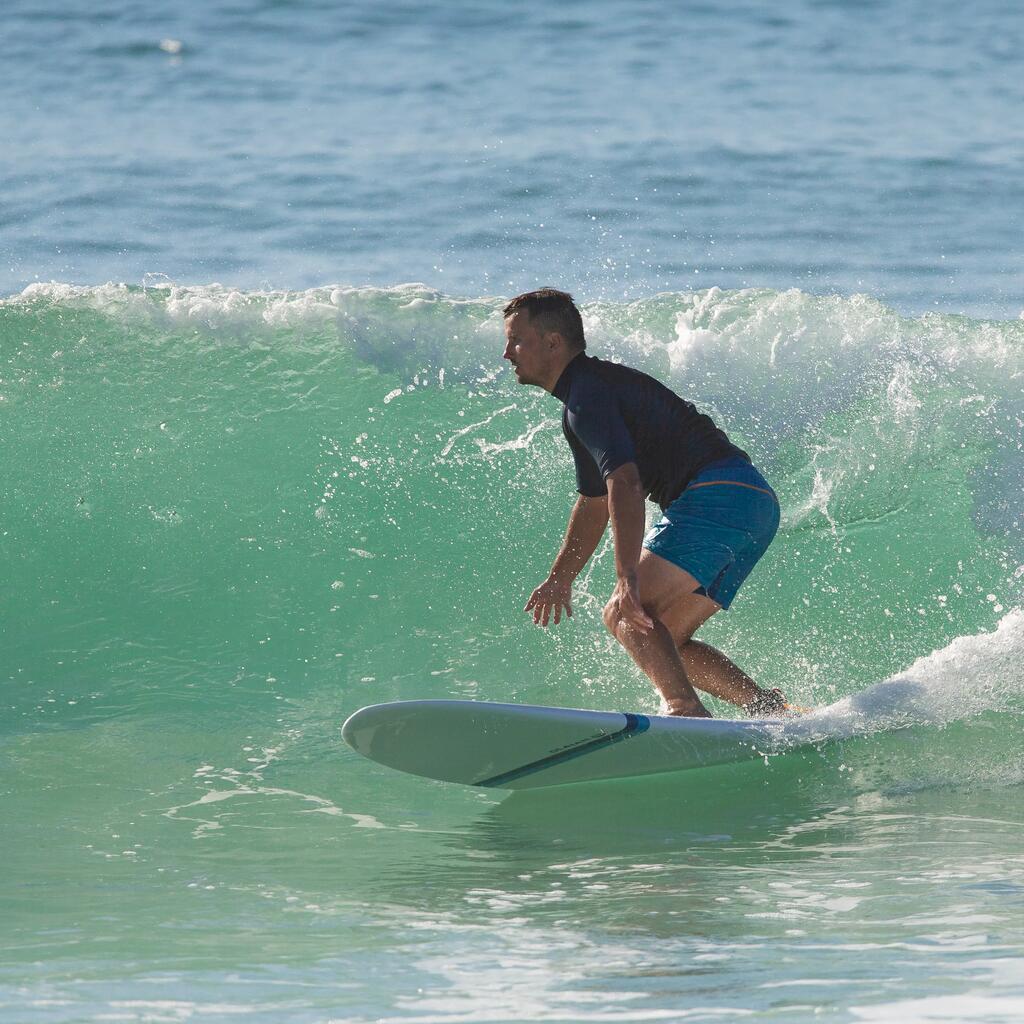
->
[605,462,654,634]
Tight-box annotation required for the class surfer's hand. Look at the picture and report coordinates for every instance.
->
[524,575,573,627]
[610,574,654,634]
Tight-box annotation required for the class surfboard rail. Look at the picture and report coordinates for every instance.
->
[342,699,798,790]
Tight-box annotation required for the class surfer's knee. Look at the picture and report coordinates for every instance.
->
[602,599,633,638]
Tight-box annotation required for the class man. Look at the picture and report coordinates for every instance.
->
[502,288,789,718]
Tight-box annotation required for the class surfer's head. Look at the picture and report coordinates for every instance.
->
[502,289,585,391]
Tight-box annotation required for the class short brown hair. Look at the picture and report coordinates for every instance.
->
[503,288,586,352]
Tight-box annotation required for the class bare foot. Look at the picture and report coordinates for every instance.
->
[661,698,713,718]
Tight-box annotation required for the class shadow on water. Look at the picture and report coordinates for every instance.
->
[474,744,841,854]
[343,747,845,908]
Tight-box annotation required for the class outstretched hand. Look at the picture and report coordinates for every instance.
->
[524,575,573,627]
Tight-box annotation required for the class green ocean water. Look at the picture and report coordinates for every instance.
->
[2,282,1024,1022]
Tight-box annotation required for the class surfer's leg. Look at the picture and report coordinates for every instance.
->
[602,603,711,717]
[678,639,762,708]
[678,639,789,715]
[635,549,781,712]
[640,462,784,713]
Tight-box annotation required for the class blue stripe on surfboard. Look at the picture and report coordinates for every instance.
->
[473,712,651,788]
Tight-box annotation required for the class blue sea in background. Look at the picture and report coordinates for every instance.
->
[3,2,1024,1023]
[3,0,1023,314]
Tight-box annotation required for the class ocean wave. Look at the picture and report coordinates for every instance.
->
[2,280,1021,727]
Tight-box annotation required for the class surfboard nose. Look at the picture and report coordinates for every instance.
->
[341,702,392,753]
[342,699,637,787]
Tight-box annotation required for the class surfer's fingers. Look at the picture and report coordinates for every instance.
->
[622,598,653,633]
[638,607,654,629]
[622,606,647,630]
[625,591,653,629]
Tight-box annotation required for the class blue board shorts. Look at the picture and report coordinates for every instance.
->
[643,456,780,610]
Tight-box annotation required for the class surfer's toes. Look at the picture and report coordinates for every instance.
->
[745,687,793,718]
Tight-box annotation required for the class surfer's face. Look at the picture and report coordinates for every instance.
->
[503,311,558,389]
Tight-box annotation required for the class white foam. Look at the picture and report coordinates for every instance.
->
[778,609,1024,747]
[8,281,1024,536]
[8,282,1023,389]
[851,993,1024,1023]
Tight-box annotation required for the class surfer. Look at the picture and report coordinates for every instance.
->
[502,288,788,718]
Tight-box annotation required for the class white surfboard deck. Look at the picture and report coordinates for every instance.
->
[342,699,819,790]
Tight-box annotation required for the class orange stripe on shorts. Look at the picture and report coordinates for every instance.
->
[685,479,778,500]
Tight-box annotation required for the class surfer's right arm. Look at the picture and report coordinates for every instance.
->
[524,494,609,626]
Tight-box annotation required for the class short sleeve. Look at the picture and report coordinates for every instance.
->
[564,374,636,481]
[562,411,608,496]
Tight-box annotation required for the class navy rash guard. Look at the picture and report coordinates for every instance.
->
[552,352,749,511]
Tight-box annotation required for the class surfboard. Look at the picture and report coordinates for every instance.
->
[341,699,816,790]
